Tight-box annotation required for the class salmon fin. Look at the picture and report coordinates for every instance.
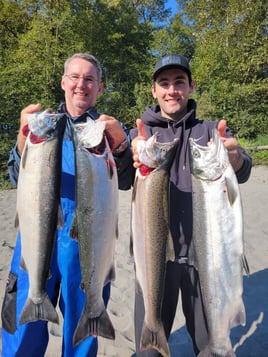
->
[21,143,28,169]
[231,301,246,328]
[132,176,138,202]
[47,269,52,280]
[70,213,79,240]
[57,204,64,228]
[241,253,250,275]
[140,323,170,357]
[129,230,134,256]
[225,176,237,206]
[105,265,116,284]
[166,232,175,262]
[20,256,27,272]
[14,212,19,228]
[115,216,119,239]
[19,295,59,325]
[187,240,198,270]
[73,309,115,346]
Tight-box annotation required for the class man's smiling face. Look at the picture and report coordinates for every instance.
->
[152,68,195,121]
[61,57,103,117]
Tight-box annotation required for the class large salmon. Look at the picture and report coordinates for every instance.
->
[70,119,118,346]
[131,134,179,357]
[188,129,249,357]
[16,110,66,326]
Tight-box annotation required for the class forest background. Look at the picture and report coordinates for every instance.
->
[0,0,267,188]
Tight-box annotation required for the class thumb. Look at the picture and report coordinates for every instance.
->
[217,119,227,138]
[136,118,147,139]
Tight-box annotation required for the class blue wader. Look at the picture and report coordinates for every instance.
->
[1,139,110,356]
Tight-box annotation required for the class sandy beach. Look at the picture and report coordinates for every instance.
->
[0,165,268,356]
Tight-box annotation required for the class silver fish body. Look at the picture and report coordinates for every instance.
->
[71,120,118,346]
[131,136,179,357]
[188,129,249,357]
[16,112,66,326]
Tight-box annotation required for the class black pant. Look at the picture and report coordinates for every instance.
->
[134,261,208,356]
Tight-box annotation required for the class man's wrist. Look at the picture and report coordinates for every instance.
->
[112,138,129,156]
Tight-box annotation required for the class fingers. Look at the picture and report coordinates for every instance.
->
[21,103,42,127]
[133,152,142,168]
[97,114,116,122]
[131,119,147,168]
[21,103,42,116]
[136,118,147,140]
[97,114,126,150]
[217,119,237,150]
[223,137,238,151]
[217,119,238,150]
[217,119,227,138]
[217,121,243,171]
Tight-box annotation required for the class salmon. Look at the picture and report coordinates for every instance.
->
[16,110,66,326]
[70,119,118,346]
[188,129,249,357]
[131,134,179,357]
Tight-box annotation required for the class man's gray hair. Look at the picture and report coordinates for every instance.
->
[63,53,102,82]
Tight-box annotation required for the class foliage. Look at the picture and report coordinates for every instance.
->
[185,0,267,138]
[240,135,268,166]
[0,0,267,189]
[0,131,14,190]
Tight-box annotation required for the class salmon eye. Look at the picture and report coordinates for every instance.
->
[192,148,200,158]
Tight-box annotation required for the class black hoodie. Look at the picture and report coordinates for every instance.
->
[130,99,252,258]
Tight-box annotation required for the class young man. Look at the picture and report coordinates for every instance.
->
[130,54,252,356]
[2,53,134,357]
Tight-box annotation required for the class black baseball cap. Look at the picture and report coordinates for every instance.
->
[153,54,192,81]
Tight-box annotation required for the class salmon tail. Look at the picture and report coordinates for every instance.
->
[166,232,175,262]
[19,295,59,325]
[129,231,134,256]
[73,309,115,346]
[57,204,64,228]
[197,342,236,357]
[14,212,19,228]
[242,254,250,275]
[105,265,116,284]
[140,323,170,357]
[20,256,28,272]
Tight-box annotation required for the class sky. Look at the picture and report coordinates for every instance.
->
[166,0,177,15]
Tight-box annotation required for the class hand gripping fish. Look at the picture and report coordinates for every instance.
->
[188,129,249,357]
[131,134,179,357]
[16,110,66,327]
[70,118,118,346]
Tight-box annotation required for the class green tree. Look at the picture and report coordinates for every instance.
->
[183,0,267,138]
[0,0,171,187]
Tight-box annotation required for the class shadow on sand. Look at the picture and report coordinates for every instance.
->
[170,268,268,357]
[131,268,268,356]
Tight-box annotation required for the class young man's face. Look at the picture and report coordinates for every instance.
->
[152,68,195,121]
[61,57,104,117]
